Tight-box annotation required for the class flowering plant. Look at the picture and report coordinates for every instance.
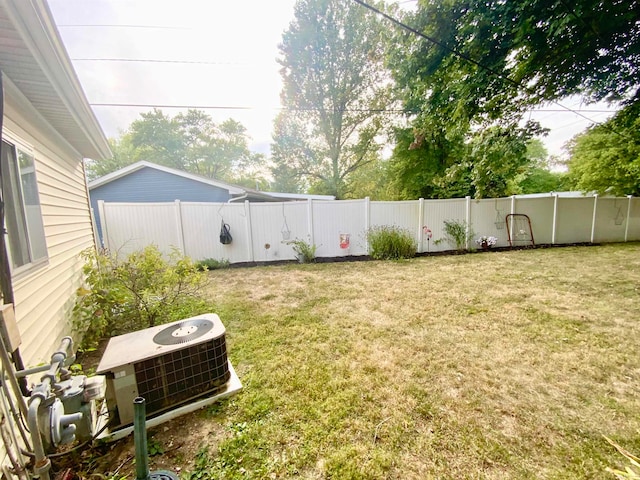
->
[476,235,497,248]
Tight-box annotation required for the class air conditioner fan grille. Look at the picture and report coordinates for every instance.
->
[134,336,230,416]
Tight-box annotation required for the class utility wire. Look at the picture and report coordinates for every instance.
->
[57,24,188,30]
[87,102,615,115]
[350,0,614,129]
[72,58,251,66]
[89,103,413,113]
[90,103,254,110]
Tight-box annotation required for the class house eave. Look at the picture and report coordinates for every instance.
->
[0,0,111,160]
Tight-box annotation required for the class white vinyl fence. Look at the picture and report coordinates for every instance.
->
[97,195,640,263]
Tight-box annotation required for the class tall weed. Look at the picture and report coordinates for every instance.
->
[367,225,416,260]
[442,219,475,251]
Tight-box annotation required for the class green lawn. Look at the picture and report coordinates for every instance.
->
[184,244,640,479]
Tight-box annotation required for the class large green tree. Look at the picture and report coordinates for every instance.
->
[386,123,467,199]
[271,0,391,199]
[387,122,550,199]
[512,139,568,194]
[87,109,264,183]
[85,136,136,180]
[385,0,639,198]
[566,102,640,196]
[390,0,639,127]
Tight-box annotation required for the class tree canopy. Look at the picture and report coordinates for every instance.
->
[87,109,265,184]
[386,123,555,199]
[390,0,639,127]
[271,0,391,199]
[383,0,639,198]
[566,102,640,196]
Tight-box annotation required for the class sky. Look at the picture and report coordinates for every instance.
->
[48,0,618,159]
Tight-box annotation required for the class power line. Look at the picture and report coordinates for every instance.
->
[72,58,251,66]
[91,103,254,110]
[87,102,616,116]
[350,0,615,129]
[57,24,188,30]
[528,109,617,114]
[88,103,413,113]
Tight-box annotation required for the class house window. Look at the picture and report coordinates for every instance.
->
[0,139,47,272]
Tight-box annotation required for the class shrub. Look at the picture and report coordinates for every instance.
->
[72,246,211,348]
[196,258,230,271]
[442,219,475,251]
[287,238,317,263]
[367,225,416,260]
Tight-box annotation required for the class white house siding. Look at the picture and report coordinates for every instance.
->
[3,93,94,368]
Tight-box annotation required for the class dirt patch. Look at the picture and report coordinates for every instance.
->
[53,397,229,478]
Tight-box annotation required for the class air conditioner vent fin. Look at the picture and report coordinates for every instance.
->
[134,336,230,417]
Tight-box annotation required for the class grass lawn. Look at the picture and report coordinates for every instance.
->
[186,244,640,479]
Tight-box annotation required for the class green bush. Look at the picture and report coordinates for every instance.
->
[287,238,317,263]
[442,219,475,251]
[367,225,416,260]
[72,246,212,348]
[196,258,230,271]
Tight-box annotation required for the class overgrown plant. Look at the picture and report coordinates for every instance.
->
[72,246,211,348]
[605,436,640,479]
[442,219,475,251]
[367,225,416,260]
[195,258,230,271]
[287,238,317,263]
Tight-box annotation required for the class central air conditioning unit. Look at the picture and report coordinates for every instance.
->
[96,313,239,431]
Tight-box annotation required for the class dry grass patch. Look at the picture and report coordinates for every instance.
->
[183,244,640,479]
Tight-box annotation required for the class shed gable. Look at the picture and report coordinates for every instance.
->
[90,166,232,204]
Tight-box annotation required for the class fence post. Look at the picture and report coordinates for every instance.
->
[364,197,371,253]
[551,194,559,245]
[590,194,598,243]
[509,195,516,244]
[97,200,109,251]
[465,196,471,250]
[307,199,315,246]
[174,200,185,255]
[625,195,633,242]
[417,198,424,253]
[244,200,254,263]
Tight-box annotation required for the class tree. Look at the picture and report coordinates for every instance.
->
[272,0,391,199]
[464,123,542,198]
[566,102,640,196]
[127,109,186,169]
[390,0,640,129]
[85,136,136,180]
[386,122,546,199]
[512,139,568,194]
[89,109,264,184]
[386,0,639,198]
[385,125,467,199]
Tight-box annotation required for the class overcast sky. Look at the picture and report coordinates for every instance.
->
[48,0,618,159]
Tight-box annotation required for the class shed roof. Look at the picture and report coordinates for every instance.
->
[88,161,247,195]
[0,0,110,159]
